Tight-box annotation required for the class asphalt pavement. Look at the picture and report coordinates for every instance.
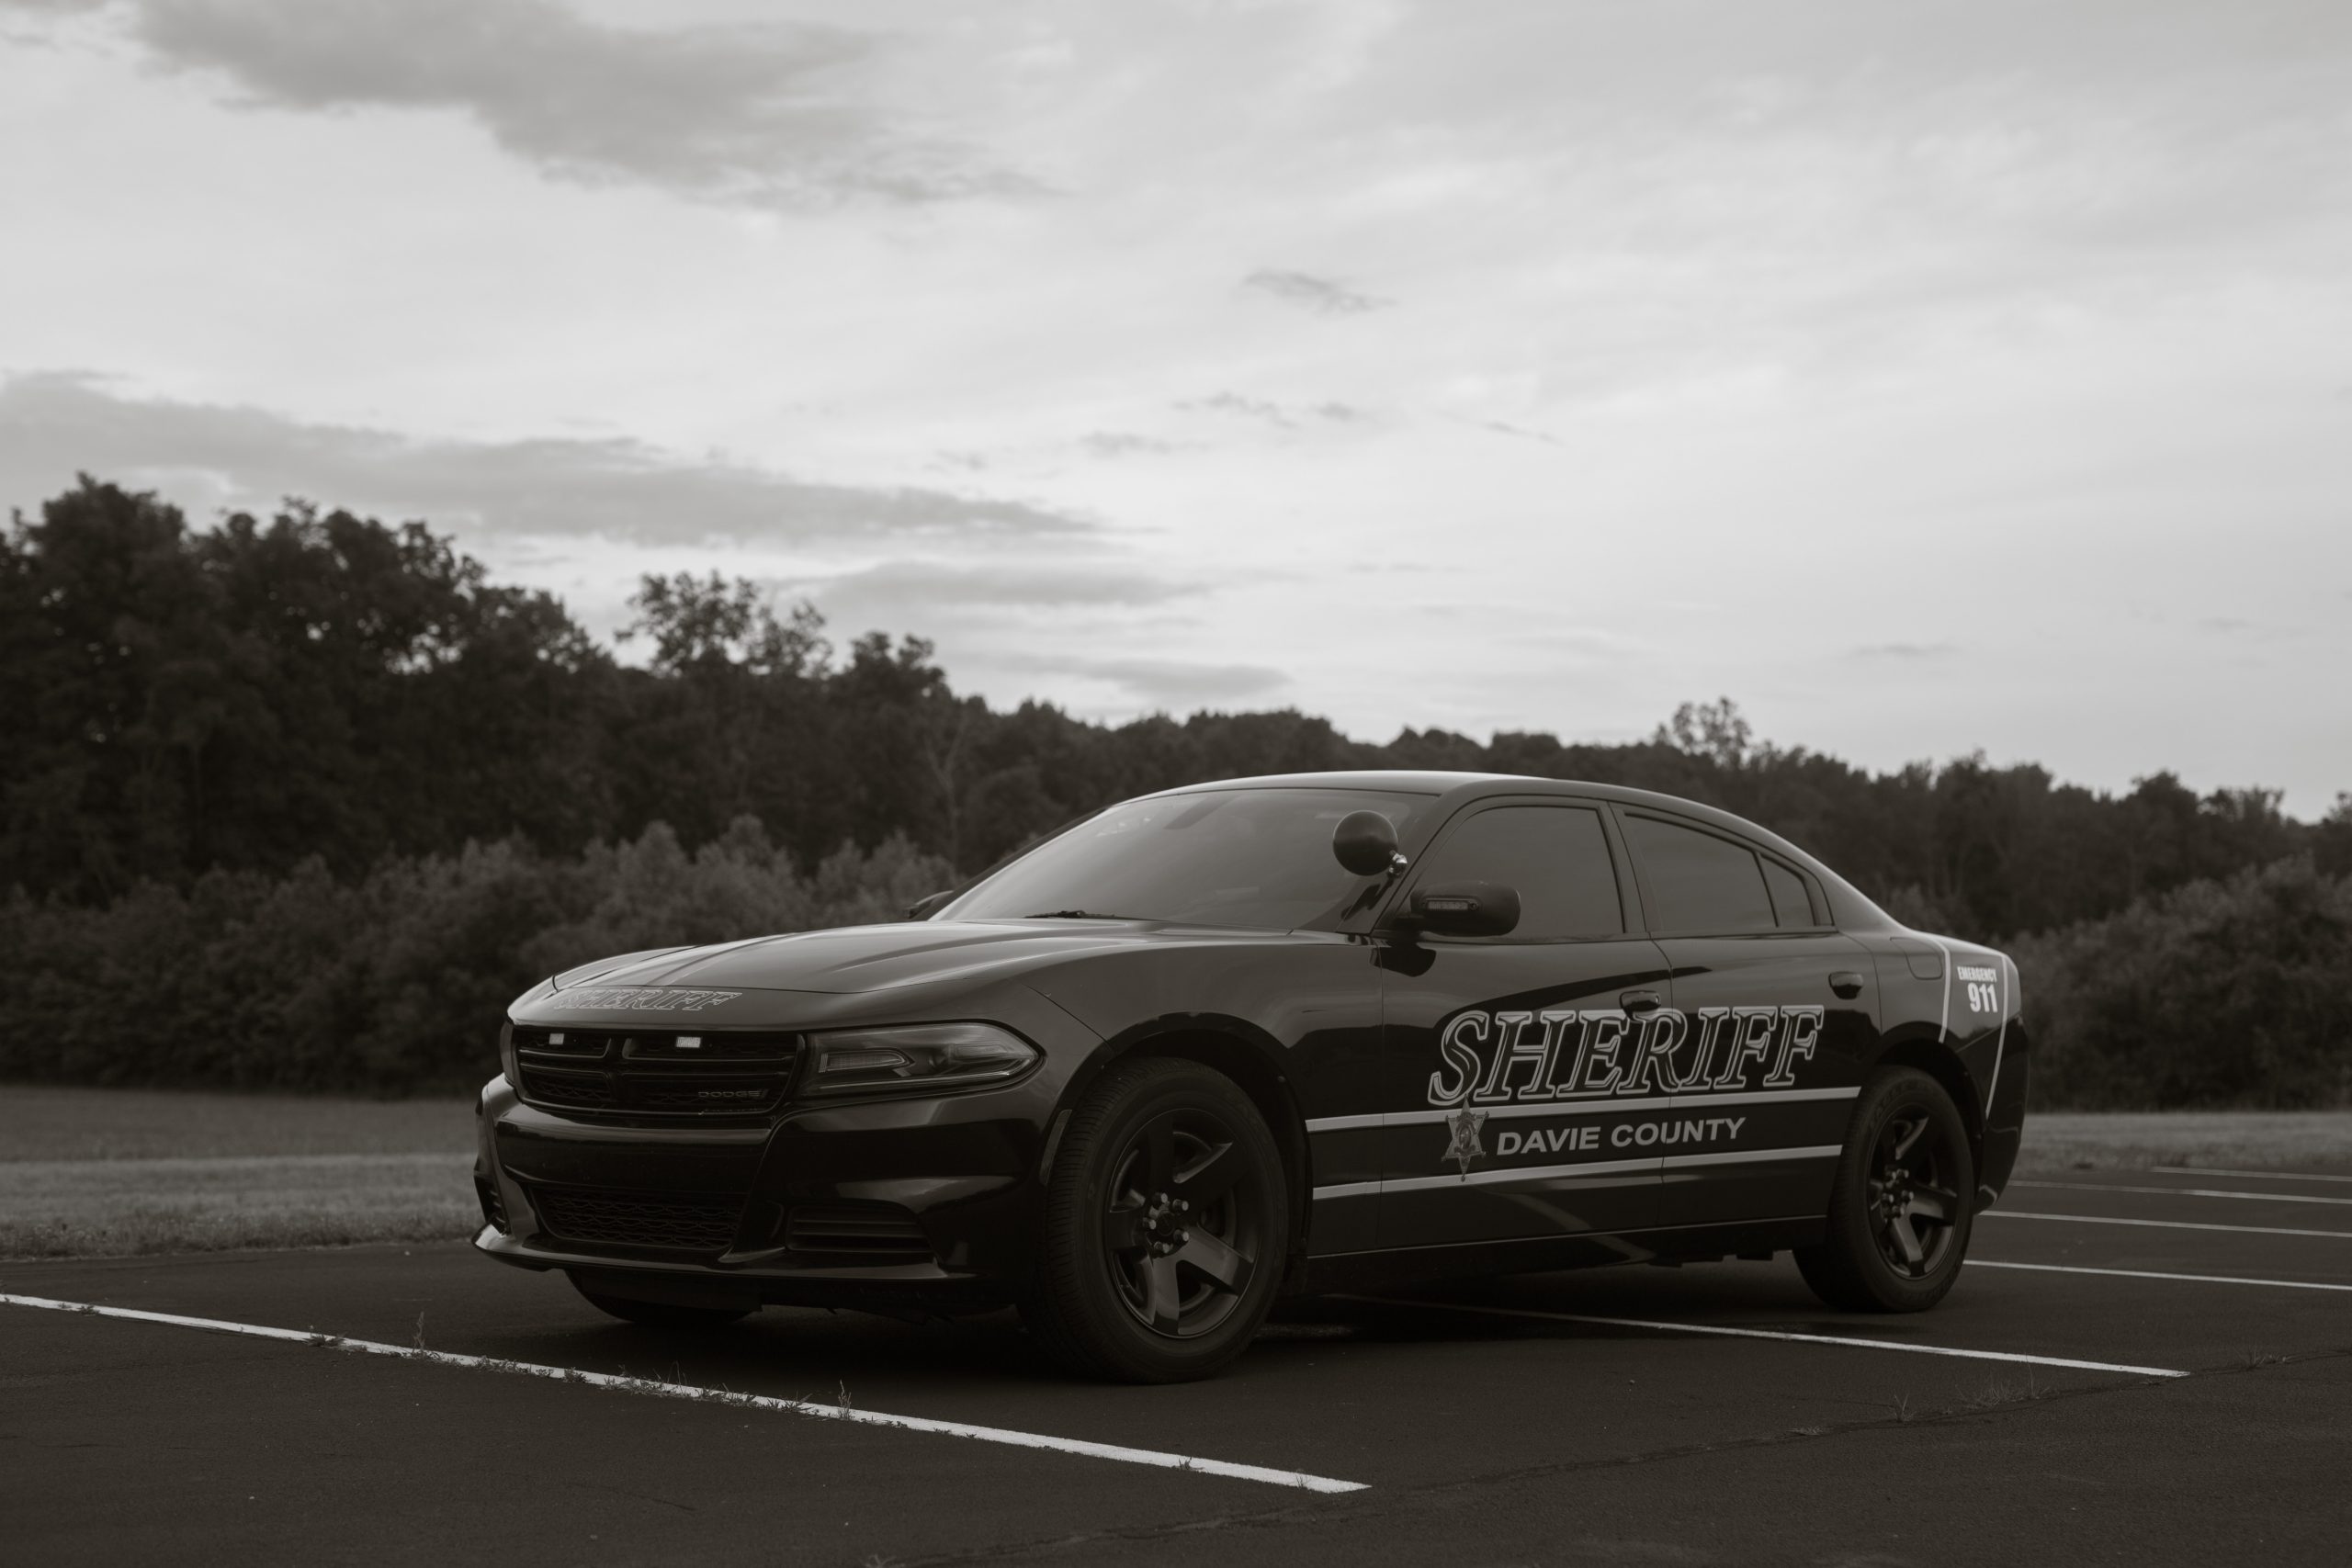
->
[4,1165,2348,1566]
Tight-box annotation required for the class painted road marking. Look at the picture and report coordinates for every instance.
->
[2167,1167,2352,1186]
[2010,1179,2352,1207]
[1973,1260,2352,1293]
[1987,1212,2352,1240]
[0,1294,1366,1495]
[1344,1295,2188,1378]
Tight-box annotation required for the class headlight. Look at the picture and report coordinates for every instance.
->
[802,1022,1039,1098]
[499,1020,518,1086]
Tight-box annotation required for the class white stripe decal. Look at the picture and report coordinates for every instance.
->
[1311,1145,1839,1200]
[1925,931,1955,1045]
[1660,1144,1842,1170]
[2009,1180,2352,1208]
[1973,1260,2352,1293]
[1985,951,2013,1113]
[1986,1212,2352,1241]
[1304,1086,1859,1135]
[2168,1167,2352,1186]
[0,1294,1366,1494]
[1341,1296,2188,1379]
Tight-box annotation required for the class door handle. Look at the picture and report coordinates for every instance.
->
[1828,971,1865,998]
[1620,989,1664,1014]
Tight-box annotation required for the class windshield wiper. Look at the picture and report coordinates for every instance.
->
[1023,909,1138,920]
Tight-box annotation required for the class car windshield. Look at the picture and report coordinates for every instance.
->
[940,787,1432,931]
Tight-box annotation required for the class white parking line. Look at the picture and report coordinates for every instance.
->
[0,1293,1366,1495]
[1987,1212,2352,1240]
[2010,1180,2352,1207]
[1973,1260,2352,1293]
[1343,1295,2188,1378]
[2168,1167,2352,1186]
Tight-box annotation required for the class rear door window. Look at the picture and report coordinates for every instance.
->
[1761,856,1818,928]
[1622,814,1777,933]
[1416,805,1624,939]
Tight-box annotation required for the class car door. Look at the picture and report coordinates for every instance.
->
[1371,799,1674,1251]
[1612,807,1881,1231]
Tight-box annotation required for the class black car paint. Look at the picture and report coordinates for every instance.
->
[475,771,2026,1313]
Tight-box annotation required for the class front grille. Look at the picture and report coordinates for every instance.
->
[786,1202,933,1261]
[474,1176,508,1233]
[512,1027,799,1118]
[529,1184,744,1253]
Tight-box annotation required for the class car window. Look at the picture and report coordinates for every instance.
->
[1623,814,1777,933]
[939,787,1432,931]
[1762,856,1816,928]
[1414,805,1624,939]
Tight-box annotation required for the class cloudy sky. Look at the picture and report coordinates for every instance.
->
[3,1,2346,813]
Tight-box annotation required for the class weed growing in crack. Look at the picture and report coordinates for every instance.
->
[1890,1393,1916,1425]
[2240,1350,2288,1370]
[1958,1371,2048,1410]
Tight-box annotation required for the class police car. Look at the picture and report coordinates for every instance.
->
[475,773,2025,1382]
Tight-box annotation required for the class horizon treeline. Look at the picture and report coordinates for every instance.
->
[7,477,2346,943]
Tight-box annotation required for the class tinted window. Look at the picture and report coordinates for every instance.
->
[942,788,1431,931]
[1623,815,1776,933]
[1762,857,1817,928]
[1417,806,1624,938]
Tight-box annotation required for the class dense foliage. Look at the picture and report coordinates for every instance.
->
[5,476,2347,1100]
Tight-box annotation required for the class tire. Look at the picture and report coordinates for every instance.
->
[1021,1057,1288,1382]
[1795,1066,1975,1313]
[570,1277,753,1329]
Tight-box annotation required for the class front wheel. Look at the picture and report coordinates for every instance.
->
[1022,1058,1287,1382]
[1795,1067,1975,1313]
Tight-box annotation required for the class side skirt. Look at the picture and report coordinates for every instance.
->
[1292,1217,1826,1296]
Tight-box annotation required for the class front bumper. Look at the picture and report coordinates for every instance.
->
[472,1055,1068,1314]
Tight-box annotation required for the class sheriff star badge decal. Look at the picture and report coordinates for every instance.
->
[1442,1108,1488,1177]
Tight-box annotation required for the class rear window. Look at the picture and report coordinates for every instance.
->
[1762,857,1818,928]
[1623,814,1777,933]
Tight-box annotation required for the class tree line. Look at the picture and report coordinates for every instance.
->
[5,476,2348,1105]
[11,477,2346,940]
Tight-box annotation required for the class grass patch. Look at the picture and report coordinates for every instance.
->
[2014,1111,2352,1174]
[0,1153,476,1259]
[0,1083,474,1161]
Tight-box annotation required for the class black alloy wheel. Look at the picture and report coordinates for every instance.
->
[1796,1066,1975,1313]
[1102,1111,1261,1338]
[1023,1057,1286,1382]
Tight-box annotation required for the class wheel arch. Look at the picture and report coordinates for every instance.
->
[1054,1015,1314,1292]
[1870,1032,1985,1170]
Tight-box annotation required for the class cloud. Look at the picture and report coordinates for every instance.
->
[1179,392,1368,429]
[784,559,1197,631]
[22,0,1022,206]
[990,651,1290,708]
[0,372,1091,545]
[1242,269,1390,316]
[1846,641,1961,660]
[1078,431,1189,458]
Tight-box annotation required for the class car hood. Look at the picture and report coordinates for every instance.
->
[547,919,1267,997]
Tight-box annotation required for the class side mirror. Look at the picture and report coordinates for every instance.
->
[1332,810,1401,877]
[906,890,956,921]
[1410,881,1521,938]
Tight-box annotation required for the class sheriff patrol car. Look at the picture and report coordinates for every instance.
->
[475,773,2025,1382]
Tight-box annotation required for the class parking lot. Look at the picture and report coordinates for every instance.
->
[6,1163,2348,1566]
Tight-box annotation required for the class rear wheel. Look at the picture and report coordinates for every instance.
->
[569,1277,752,1329]
[1796,1066,1974,1313]
[1022,1057,1286,1382]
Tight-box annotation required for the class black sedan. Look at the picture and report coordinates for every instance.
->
[475,772,2025,1382]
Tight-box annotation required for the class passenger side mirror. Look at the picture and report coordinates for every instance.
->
[906,890,956,921]
[1332,810,1402,877]
[1409,881,1521,938]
